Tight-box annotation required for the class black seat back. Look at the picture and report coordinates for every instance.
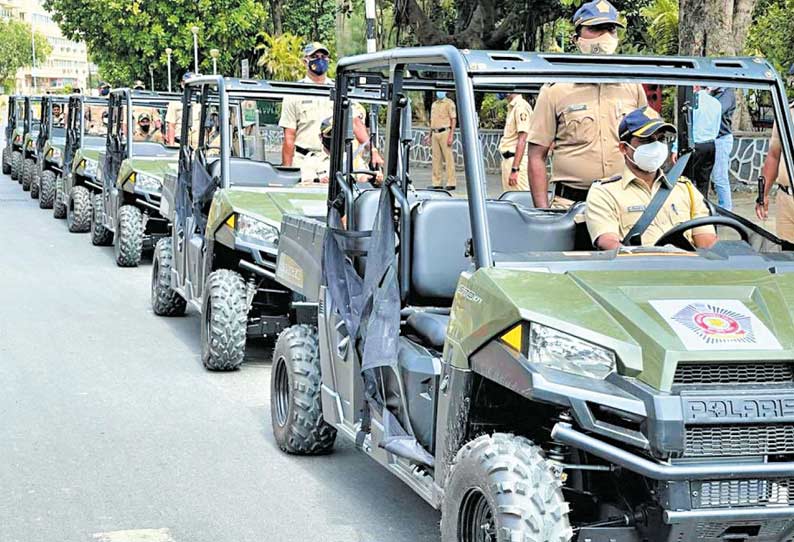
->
[498,190,535,209]
[208,157,301,187]
[410,199,578,303]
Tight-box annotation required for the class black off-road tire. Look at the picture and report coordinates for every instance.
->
[441,433,573,542]
[39,170,56,209]
[53,177,67,218]
[114,205,144,267]
[66,186,92,233]
[151,238,186,316]
[90,193,113,246]
[200,269,248,371]
[21,158,34,191]
[271,325,337,454]
[30,168,40,199]
[11,151,21,180]
[2,147,10,174]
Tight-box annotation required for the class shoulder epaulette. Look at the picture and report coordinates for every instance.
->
[601,175,622,184]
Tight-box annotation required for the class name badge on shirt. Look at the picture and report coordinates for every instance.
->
[627,205,646,213]
[566,104,588,113]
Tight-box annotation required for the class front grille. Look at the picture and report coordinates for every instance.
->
[674,362,794,387]
[696,478,794,508]
[685,424,794,457]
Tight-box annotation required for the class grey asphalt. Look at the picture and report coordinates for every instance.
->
[0,172,440,542]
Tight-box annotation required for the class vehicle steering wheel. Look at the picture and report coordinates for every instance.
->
[654,216,751,250]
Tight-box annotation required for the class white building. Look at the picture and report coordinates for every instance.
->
[0,0,94,93]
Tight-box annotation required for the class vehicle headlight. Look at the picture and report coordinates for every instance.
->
[232,214,279,246]
[82,159,98,177]
[500,322,616,380]
[50,148,62,160]
[133,172,162,193]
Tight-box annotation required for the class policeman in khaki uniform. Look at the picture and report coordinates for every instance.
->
[133,112,163,143]
[585,108,717,250]
[498,93,533,191]
[428,91,457,189]
[166,72,201,146]
[757,103,794,242]
[52,103,65,127]
[527,0,647,208]
[86,82,111,134]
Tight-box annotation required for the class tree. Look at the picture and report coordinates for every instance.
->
[0,19,52,92]
[255,32,307,81]
[747,0,794,77]
[641,0,679,55]
[43,0,267,89]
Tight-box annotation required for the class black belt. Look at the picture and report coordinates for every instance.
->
[431,127,448,133]
[296,145,310,155]
[780,184,791,195]
[554,183,589,202]
[501,151,515,159]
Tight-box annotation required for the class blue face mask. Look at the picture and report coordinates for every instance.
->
[436,91,446,100]
[308,58,329,76]
[495,92,508,100]
[99,87,109,96]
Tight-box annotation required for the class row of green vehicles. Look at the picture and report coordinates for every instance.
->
[6,47,794,542]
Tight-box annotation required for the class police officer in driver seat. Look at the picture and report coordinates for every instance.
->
[585,107,717,250]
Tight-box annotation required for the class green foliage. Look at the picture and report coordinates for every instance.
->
[281,0,337,45]
[747,0,794,78]
[479,94,507,129]
[255,33,307,81]
[43,0,267,89]
[641,0,679,55]
[0,19,52,91]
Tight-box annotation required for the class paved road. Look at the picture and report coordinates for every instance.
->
[0,173,440,542]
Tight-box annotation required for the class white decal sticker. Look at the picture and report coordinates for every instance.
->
[649,299,782,351]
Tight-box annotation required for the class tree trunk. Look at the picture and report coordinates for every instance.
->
[270,0,283,35]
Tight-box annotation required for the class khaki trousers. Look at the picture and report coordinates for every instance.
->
[776,188,794,242]
[431,130,455,187]
[500,155,529,192]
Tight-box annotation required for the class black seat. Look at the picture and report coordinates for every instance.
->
[406,312,449,349]
[207,157,301,187]
[410,199,578,303]
[498,190,536,209]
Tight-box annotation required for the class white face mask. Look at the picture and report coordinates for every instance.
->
[627,140,669,173]
[576,33,619,55]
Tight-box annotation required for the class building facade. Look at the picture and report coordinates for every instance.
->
[0,0,93,93]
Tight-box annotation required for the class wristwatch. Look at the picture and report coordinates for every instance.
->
[756,175,766,205]
[511,167,519,173]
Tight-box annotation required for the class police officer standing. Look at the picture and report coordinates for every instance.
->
[585,108,717,249]
[756,102,794,242]
[86,82,111,133]
[428,91,457,190]
[279,42,382,168]
[166,72,199,146]
[527,0,647,208]
[497,93,533,192]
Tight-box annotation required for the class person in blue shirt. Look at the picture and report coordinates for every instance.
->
[689,85,722,197]
[710,87,737,209]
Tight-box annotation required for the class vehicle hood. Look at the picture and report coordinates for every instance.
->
[126,156,178,179]
[209,187,328,228]
[78,147,103,162]
[455,268,794,391]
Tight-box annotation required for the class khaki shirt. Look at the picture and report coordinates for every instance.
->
[430,97,456,129]
[85,104,107,133]
[499,96,533,154]
[585,167,715,246]
[770,105,794,188]
[133,126,163,143]
[165,100,201,146]
[279,76,333,153]
[527,83,647,190]
[300,151,330,183]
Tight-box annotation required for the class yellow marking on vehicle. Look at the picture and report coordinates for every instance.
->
[500,324,523,353]
[92,528,174,542]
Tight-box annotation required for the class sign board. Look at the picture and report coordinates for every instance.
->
[241,59,249,79]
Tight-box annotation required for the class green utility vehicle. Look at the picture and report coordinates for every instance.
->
[270,47,794,542]
[53,95,109,223]
[91,89,181,266]
[3,95,23,178]
[152,76,334,371]
[30,95,69,201]
[19,96,42,192]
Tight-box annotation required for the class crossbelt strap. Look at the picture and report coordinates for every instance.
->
[622,152,692,246]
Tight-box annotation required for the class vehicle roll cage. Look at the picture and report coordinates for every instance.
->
[107,88,181,153]
[181,74,333,190]
[332,45,794,270]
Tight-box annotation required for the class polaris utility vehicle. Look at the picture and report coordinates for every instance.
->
[90,89,181,267]
[51,95,107,217]
[270,47,794,542]
[2,95,23,178]
[152,75,334,371]
[30,95,69,201]
[19,96,43,192]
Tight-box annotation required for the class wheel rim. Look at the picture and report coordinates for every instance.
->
[459,488,496,542]
[151,259,159,304]
[273,356,290,427]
